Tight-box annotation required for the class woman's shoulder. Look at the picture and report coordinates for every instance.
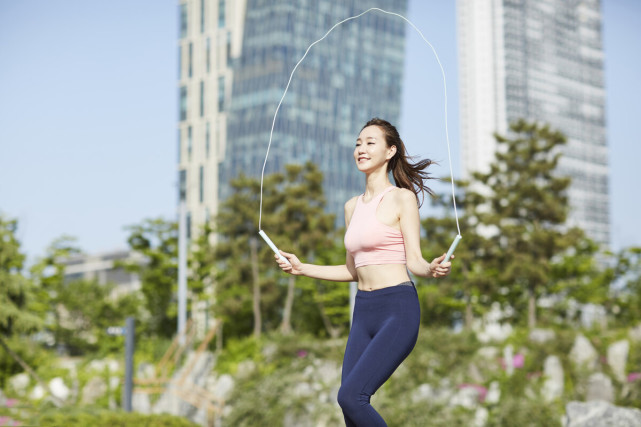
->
[344,195,359,212]
[390,187,417,204]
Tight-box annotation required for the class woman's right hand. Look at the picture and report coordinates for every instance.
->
[275,250,304,275]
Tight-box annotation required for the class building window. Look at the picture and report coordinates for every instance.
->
[218,0,225,28]
[186,211,192,240]
[187,126,192,160]
[178,45,182,80]
[177,128,181,163]
[206,122,210,158]
[179,169,187,202]
[188,42,193,78]
[218,76,225,111]
[200,0,205,33]
[199,165,204,203]
[206,37,211,73]
[226,31,231,64]
[200,81,205,117]
[179,86,187,121]
[180,4,188,38]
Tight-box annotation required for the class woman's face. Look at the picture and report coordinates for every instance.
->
[354,125,396,172]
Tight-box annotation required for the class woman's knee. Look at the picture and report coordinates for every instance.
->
[337,383,366,413]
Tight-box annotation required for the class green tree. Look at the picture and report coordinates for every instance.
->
[421,182,497,329]
[471,119,584,327]
[121,218,178,337]
[213,162,347,340]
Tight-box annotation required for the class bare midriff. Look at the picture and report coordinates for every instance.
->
[356,263,411,291]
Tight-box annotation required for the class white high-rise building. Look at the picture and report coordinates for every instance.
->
[457,0,609,245]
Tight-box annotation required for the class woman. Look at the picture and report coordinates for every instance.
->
[275,118,453,426]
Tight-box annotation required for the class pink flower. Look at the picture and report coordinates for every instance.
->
[0,416,9,425]
[627,372,641,383]
[297,350,308,358]
[4,399,17,408]
[513,353,524,368]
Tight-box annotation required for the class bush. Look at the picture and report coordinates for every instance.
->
[32,409,199,427]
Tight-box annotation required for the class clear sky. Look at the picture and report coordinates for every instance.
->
[1,1,639,264]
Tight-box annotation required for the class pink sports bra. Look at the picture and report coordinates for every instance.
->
[344,186,407,268]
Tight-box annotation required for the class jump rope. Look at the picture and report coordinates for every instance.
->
[257,8,462,267]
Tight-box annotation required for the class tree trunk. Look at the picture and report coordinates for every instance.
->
[280,276,296,335]
[0,335,64,407]
[315,285,341,338]
[528,290,536,328]
[465,296,474,330]
[249,238,261,339]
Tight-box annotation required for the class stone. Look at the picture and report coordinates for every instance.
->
[213,374,234,400]
[9,373,29,393]
[132,391,151,414]
[503,345,514,376]
[449,386,481,409]
[30,385,45,400]
[629,324,641,342]
[474,407,489,427]
[80,377,107,405]
[542,355,564,402]
[569,335,598,369]
[529,328,556,343]
[49,377,70,401]
[565,400,641,427]
[607,339,629,382]
[485,381,500,404]
[412,383,435,403]
[585,372,614,403]
[236,360,256,379]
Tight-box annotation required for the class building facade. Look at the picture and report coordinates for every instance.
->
[177,0,408,235]
[457,0,609,245]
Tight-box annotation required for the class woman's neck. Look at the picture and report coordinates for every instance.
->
[364,169,393,197]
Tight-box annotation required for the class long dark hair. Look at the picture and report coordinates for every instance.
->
[362,117,436,206]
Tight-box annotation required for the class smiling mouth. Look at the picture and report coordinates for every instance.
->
[358,157,369,162]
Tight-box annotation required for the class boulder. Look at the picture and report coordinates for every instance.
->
[569,335,598,369]
[607,340,629,382]
[132,391,151,414]
[529,328,556,343]
[80,377,107,405]
[49,377,70,401]
[542,355,564,402]
[586,373,614,403]
[565,400,641,427]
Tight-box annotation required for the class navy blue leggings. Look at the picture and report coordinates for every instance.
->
[338,282,420,426]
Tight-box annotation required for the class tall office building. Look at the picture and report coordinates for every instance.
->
[457,0,609,245]
[177,0,248,239]
[220,0,408,220]
[177,0,408,236]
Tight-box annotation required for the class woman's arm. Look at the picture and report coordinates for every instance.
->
[274,196,359,283]
[397,189,452,278]
[276,250,357,282]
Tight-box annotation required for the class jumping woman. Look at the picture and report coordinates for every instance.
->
[275,118,453,426]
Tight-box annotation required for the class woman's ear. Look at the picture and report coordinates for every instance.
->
[387,145,397,160]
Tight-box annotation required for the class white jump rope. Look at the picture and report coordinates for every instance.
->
[258,8,461,267]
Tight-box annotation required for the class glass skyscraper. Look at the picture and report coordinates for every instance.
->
[219,0,408,223]
[457,0,610,245]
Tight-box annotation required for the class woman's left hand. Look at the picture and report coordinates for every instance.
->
[429,253,454,278]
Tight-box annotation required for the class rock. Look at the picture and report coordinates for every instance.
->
[503,345,514,376]
[136,362,156,379]
[586,372,614,403]
[607,340,629,382]
[565,400,641,427]
[570,335,598,369]
[213,374,234,400]
[450,386,481,409]
[80,377,107,405]
[474,407,489,427]
[629,324,641,342]
[30,385,45,400]
[476,346,499,360]
[529,328,556,343]
[485,381,500,404]
[87,359,107,372]
[542,355,564,402]
[412,383,435,403]
[132,391,151,414]
[236,360,256,379]
[9,373,30,393]
[49,377,70,401]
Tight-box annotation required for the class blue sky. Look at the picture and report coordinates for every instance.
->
[1,1,639,263]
